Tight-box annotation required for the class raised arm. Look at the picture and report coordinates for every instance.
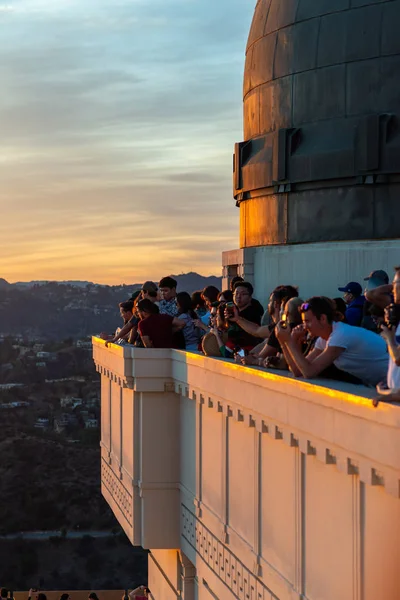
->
[365,284,392,309]
[381,325,400,366]
[228,305,269,338]
[279,342,302,377]
[280,324,309,376]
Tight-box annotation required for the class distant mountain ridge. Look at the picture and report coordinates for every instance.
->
[5,271,222,292]
[13,280,93,288]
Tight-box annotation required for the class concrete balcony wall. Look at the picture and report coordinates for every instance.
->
[94,341,180,550]
[93,338,400,600]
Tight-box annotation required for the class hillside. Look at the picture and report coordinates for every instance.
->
[0,434,115,534]
[0,336,148,590]
[0,273,222,340]
[0,536,147,590]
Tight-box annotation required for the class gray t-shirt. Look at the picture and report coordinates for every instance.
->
[315,321,388,386]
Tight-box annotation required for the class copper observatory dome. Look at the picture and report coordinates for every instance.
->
[234,0,400,248]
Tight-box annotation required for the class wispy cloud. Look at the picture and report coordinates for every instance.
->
[0,0,252,283]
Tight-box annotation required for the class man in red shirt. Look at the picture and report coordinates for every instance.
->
[137,299,185,348]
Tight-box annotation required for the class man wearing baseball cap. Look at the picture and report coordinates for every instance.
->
[364,269,389,287]
[337,281,365,326]
[365,269,393,310]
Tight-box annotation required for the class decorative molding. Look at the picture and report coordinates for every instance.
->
[101,458,133,524]
[181,504,279,600]
[93,362,134,389]
[172,378,399,499]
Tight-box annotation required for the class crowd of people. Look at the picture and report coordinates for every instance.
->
[0,588,150,600]
[100,268,400,406]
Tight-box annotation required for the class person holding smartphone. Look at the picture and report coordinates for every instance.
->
[223,282,262,352]
[227,286,300,365]
[202,303,233,357]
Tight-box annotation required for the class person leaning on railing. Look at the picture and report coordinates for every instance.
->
[103,290,141,345]
[374,266,400,406]
[275,296,388,386]
[136,298,185,348]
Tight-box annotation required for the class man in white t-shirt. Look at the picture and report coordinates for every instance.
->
[276,296,388,386]
[374,267,400,404]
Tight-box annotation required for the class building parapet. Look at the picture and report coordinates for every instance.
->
[93,337,400,600]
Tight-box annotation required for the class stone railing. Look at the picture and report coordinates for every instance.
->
[93,338,400,600]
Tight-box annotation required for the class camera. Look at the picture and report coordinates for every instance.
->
[385,303,400,330]
[265,355,280,367]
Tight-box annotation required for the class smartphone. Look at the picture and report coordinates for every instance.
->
[236,349,245,358]
[225,302,235,319]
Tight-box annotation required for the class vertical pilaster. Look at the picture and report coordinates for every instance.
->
[179,551,196,600]
[108,378,112,461]
[253,429,262,576]
[294,449,305,596]
[352,476,362,600]
[195,394,203,518]
[119,385,123,475]
[221,412,230,543]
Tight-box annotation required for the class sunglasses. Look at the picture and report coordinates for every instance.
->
[300,302,310,313]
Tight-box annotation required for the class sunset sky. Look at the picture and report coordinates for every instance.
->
[0,0,252,284]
